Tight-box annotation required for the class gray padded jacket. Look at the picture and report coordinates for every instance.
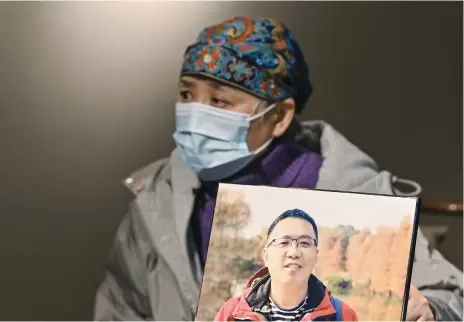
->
[94,120,463,321]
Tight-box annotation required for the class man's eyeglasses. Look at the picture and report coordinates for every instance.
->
[267,237,317,249]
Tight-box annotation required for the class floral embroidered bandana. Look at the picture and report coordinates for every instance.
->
[180,17,313,113]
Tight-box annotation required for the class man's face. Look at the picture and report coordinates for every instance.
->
[178,76,289,151]
[263,218,318,286]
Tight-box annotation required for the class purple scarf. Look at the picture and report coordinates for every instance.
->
[195,139,322,265]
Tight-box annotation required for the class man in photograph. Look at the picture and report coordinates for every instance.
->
[215,208,357,321]
[94,16,462,321]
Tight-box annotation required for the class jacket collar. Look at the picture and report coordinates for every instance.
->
[231,267,336,320]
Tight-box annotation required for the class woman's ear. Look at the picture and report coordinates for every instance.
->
[271,98,295,138]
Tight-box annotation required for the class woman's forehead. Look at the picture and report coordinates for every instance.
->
[179,76,258,100]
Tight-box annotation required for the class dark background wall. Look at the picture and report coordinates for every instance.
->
[0,1,461,320]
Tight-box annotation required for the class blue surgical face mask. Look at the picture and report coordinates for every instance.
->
[172,101,277,181]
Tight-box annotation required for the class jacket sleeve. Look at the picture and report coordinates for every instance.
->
[94,206,154,321]
[391,178,463,320]
[412,229,463,321]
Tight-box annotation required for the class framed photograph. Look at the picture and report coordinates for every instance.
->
[195,184,420,321]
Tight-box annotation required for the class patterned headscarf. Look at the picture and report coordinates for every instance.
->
[180,17,312,113]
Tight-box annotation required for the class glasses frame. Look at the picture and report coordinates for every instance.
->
[267,237,318,249]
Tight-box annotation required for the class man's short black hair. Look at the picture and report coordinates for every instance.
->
[267,208,318,243]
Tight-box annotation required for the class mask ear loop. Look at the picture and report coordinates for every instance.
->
[391,175,423,196]
[246,101,278,155]
[247,101,277,122]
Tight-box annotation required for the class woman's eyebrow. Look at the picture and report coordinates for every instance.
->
[179,79,195,88]
[207,80,224,90]
[208,80,242,97]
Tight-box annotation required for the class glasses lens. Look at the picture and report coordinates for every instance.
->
[275,238,291,247]
[271,238,316,248]
[298,238,315,248]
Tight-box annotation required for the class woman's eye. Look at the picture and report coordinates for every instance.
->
[179,90,192,101]
[211,97,228,108]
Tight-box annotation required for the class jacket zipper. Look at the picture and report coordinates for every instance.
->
[254,311,267,321]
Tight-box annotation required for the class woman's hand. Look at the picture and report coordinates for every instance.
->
[406,285,435,321]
